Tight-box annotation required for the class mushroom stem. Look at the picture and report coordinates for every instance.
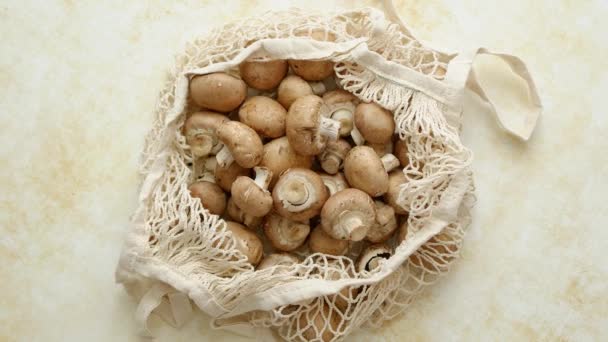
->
[331,108,354,137]
[215,145,234,167]
[187,128,214,157]
[336,212,367,241]
[319,117,341,141]
[309,81,326,95]
[380,153,400,172]
[351,125,365,146]
[320,153,341,175]
[279,176,316,212]
[210,142,224,154]
[253,167,272,190]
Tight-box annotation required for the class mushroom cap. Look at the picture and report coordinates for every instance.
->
[299,303,341,342]
[309,226,349,256]
[277,75,313,109]
[263,213,311,251]
[226,197,263,229]
[217,121,263,168]
[323,90,359,137]
[272,168,328,222]
[215,162,250,192]
[238,96,287,138]
[239,59,288,90]
[343,146,390,197]
[394,138,409,167]
[260,137,313,189]
[231,177,273,218]
[188,181,226,215]
[320,188,376,241]
[319,139,351,174]
[183,111,230,157]
[286,95,332,156]
[289,59,334,81]
[224,221,263,266]
[322,89,359,106]
[257,253,300,270]
[356,243,392,272]
[189,73,247,112]
[319,172,349,196]
[366,141,393,157]
[384,170,408,215]
[366,201,398,243]
[354,103,395,144]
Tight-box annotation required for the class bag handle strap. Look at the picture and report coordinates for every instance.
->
[135,283,193,338]
[381,0,542,141]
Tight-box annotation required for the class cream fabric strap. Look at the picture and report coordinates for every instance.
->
[135,283,193,338]
[382,0,543,141]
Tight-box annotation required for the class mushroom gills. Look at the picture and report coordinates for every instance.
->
[279,175,316,212]
[365,252,391,271]
[318,116,341,142]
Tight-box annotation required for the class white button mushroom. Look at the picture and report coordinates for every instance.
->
[318,139,351,175]
[189,73,247,112]
[188,181,226,216]
[356,244,392,272]
[231,167,273,218]
[238,96,287,138]
[343,146,400,197]
[183,111,229,158]
[322,89,360,138]
[260,137,313,189]
[263,213,311,252]
[239,59,288,90]
[224,221,263,266]
[384,170,408,215]
[257,252,300,271]
[216,121,263,168]
[214,162,249,192]
[277,75,314,110]
[353,103,395,145]
[365,201,398,243]
[320,188,376,241]
[272,168,329,222]
[309,225,349,256]
[225,197,263,229]
[319,172,349,196]
[286,95,341,156]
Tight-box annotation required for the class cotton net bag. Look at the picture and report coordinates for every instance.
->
[115,2,542,341]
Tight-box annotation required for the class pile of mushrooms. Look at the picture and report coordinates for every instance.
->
[184,53,420,279]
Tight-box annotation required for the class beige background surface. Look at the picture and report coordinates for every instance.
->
[1,0,606,341]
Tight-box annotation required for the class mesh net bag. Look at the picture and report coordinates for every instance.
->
[115,3,541,341]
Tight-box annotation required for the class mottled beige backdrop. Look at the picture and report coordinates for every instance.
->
[1,0,606,341]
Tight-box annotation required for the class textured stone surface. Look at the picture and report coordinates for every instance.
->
[1,0,606,341]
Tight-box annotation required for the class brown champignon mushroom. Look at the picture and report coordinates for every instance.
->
[366,141,393,157]
[216,121,263,168]
[286,95,341,156]
[231,167,273,217]
[277,75,313,109]
[320,188,376,241]
[384,170,408,215]
[397,216,408,243]
[299,303,341,342]
[225,197,263,229]
[224,221,263,266]
[272,168,328,222]
[192,156,217,183]
[366,201,397,243]
[356,244,392,273]
[409,229,459,271]
[239,59,288,90]
[183,111,229,158]
[189,73,247,112]
[289,59,334,81]
[343,146,400,197]
[188,181,226,215]
[260,137,313,189]
[309,225,349,256]
[318,139,351,175]
[324,260,358,311]
[238,96,287,138]
[319,172,349,196]
[322,90,360,138]
[353,103,395,145]
[263,213,311,251]
[257,253,300,270]
[215,162,249,192]
[393,138,409,167]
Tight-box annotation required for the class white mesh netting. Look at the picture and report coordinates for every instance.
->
[117,7,476,342]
